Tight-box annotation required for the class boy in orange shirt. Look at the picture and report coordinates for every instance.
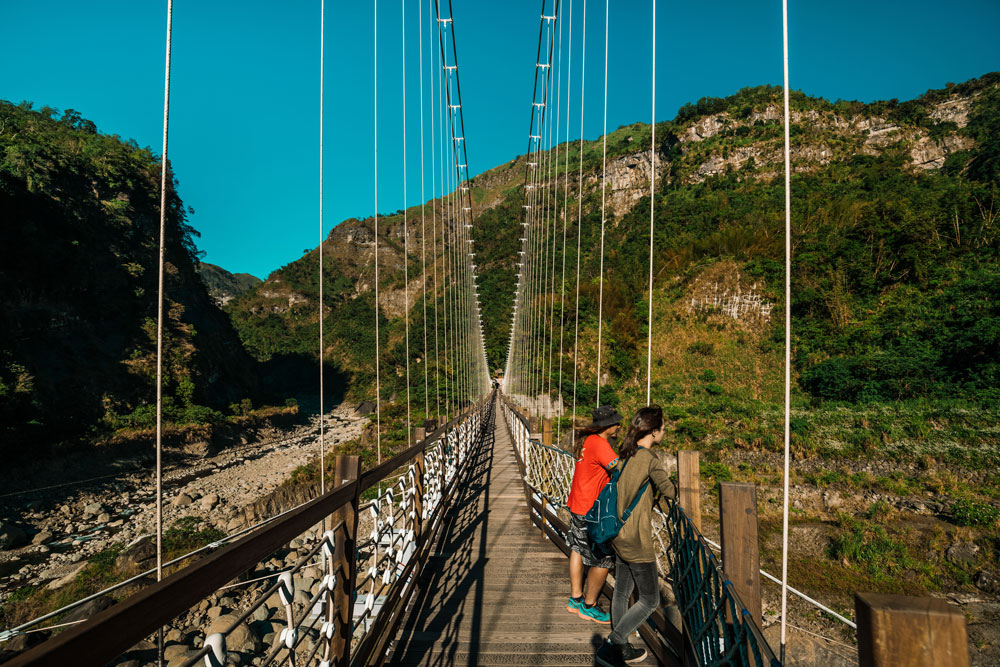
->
[565,405,622,623]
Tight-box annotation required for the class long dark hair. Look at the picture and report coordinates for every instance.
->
[573,423,610,459]
[618,405,663,462]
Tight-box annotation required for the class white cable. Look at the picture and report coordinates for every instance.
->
[374,0,382,465]
[430,0,441,420]
[402,0,412,449]
[319,0,326,497]
[155,0,174,597]
[780,0,792,658]
[699,535,856,630]
[571,0,586,427]
[646,0,655,407]
[419,0,429,418]
[595,0,608,407]
[556,0,573,442]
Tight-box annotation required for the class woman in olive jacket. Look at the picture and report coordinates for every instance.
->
[598,405,676,666]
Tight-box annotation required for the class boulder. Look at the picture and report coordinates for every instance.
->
[163,643,191,661]
[61,595,116,624]
[3,630,49,652]
[946,541,980,566]
[172,493,194,507]
[115,536,156,571]
[206,614,258,653]
[82,502,104,518]
[200,493,220,510]
[32,530,54,545]
[0,521,28,550]
[974,569,1000,595]
[46,562,88,590]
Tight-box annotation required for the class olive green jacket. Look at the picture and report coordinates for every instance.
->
[612,447,677,563]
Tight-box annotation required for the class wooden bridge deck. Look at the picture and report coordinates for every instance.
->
[388,400,658,666]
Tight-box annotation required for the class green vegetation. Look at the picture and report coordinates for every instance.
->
[0,101,269,458]
[950,499,1000,527]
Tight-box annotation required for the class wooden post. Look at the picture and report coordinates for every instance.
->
[413,449,425,548]
[542,419,553,446]
[331,455,360,667]
[719,482,762,632]
[855,592,969,667]
[529,417,540,440]
[677,451,701,533]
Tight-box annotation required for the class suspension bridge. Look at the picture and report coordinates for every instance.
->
[0,0,974,666]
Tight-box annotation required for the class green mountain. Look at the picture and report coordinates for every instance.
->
[227,73,1000,424]
[0,101,262,459]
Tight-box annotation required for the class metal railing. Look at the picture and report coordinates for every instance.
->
[7,395,496,667]
[498,392,780,667]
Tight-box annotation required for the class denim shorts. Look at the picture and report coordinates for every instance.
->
[567,512,615,568]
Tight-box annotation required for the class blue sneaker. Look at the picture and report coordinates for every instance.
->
[577,601,611,624]
[566,596,584,614]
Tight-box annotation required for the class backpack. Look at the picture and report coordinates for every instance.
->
[584,457,650,554]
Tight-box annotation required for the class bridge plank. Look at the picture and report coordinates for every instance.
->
[388,400,658,666]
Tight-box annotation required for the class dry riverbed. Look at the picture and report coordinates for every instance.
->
[0,403,366,606]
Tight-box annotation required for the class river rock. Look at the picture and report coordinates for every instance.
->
[207,614,258,653]
[83,502,104,519]
[163,643,192,661]
[172,493,194,507]
[0,521,28,549]
[32,530,54,545]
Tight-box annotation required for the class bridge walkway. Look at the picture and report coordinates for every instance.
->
[388,399,658,666]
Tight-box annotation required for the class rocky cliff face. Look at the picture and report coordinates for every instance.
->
[197,262,262,307]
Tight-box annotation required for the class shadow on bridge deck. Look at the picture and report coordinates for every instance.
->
[388,400,657,666]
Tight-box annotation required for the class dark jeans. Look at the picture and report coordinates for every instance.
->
[609,556,659,645]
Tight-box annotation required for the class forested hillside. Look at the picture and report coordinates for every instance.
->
[228,73,1000,425]
[0,102,265,460]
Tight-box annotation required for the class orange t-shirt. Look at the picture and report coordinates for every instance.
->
[566,434,619,515]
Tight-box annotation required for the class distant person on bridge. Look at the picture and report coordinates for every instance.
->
[597,405,676,666]
[565,405,623,624]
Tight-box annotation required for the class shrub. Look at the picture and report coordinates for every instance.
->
[704,383,723,396]
[676,419,708,441]
[686,342,714,356]
[701,462,732,482]
[950,499,999,527]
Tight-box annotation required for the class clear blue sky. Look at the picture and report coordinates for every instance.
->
[2,1,997,279]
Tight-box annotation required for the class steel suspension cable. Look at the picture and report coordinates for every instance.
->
[571,0,587,427]
[556,0,574,442]
[402,0,412,447]
[155,0,173,590]
[645,0,655,406]
[419,0,429,419]
[595,0,609,407]
[318,0,326,496]
[430,0,441,420]
[547,2,563,410]
[374,0,382,464]
[154,3,173,664]
[780,0,792,659]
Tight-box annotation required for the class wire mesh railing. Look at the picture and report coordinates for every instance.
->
[6,398,493,667]
[499,393,781,667]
